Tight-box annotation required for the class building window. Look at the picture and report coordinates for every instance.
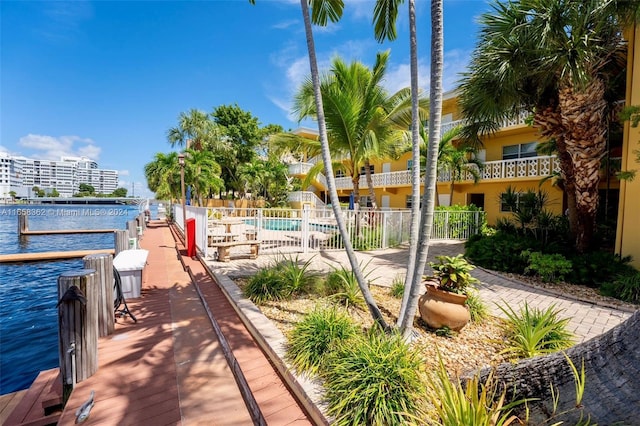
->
[407,160,413,170]
[335,170,345,178]
[405,195,423,209]
[360,165,374,175]
[502,142,538,160]
[500,192,524,212]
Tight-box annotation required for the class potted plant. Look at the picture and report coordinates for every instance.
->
[418,254,479,331]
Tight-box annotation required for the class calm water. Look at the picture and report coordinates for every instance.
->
[0,204,144,394]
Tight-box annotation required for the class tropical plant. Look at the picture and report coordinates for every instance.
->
[521,250,573,283]
[433,127,483,205]
[427,254,479,295]
[144,152,181,200]
[243,267,289,304]
[601,270,640,303]
[465,290,489,323]
[293,52,421,211]
[498,302,574,359]
[458,0,640,253]
[325,263,370,309]
[275,254,320,295]
[286,305,357,375]
[167,108,224,151]
[390,274,405,298]
[425,357,521,426]
[182,148,224,206]
[323,329,426,425]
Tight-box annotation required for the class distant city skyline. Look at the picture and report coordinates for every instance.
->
[0,152,118,199]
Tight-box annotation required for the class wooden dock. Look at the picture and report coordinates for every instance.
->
[20,229,117,235]
[0,249,115,263]
[1,220,320,425]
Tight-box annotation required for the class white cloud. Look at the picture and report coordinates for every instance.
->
[272,19,299,30]
[18,134,101,160]
[118,170,130,177]
[443,48,472,91]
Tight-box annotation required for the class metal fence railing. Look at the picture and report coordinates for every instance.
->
[171,205,484,259]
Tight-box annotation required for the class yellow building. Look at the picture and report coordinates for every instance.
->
[289,22,640,267]
[617,23,640,268]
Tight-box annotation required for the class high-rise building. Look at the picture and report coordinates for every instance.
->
[0,152,118,199]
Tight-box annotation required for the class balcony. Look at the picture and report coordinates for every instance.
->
[297,155,561,191]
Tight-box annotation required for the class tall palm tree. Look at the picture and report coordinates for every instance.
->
[167,109,224,151]
[458,0,640,252]
[249,0,388,327]
[293,52,413,211]
[144,152,181,201]
[296,0,388,328]
[436,128,483,204]
[372,0,445,335]
[183,149,224,206]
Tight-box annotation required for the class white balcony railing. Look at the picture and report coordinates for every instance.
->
[302,155,561,190]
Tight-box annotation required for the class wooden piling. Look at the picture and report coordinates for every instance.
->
[57,269,98,397]
[114,230,129,255]
[18,214,28,235]
[127,220,137,239]
[83,253,114,337]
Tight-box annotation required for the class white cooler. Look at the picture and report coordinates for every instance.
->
[114,249,149,299]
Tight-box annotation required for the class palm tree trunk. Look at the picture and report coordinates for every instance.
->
[397,0,421,327]
[558,79,607,252]
[534,107,579,240]
[400,0,444,335]
[299,0,388,329]
[364,159,378,210]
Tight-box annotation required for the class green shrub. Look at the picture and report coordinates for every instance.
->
[465,290,489,323]
[323,329,426,425]
[498,302,574,359]
[243,255,320,303]
[276,254,320,294]
[243,267,289,304]
[522,251,573,283]
[465,232,539,273]
[325,266,366,309]
[601,270,640,303]
[567,251,633,288]
[390,274,405,298]
[286,305,357,375]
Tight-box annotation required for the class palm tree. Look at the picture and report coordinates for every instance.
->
[372,0,445,335]
[144,152,181,201]
[436,128,483,205]
[183,149,224,206]
[295,0,389,328]
[293,52,413,211]
[167,109,224,151]
[458,0,640,252]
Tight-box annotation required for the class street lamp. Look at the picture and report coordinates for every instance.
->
[178,153,186,231]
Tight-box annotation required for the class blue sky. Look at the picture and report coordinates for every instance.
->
[1,0,492,198]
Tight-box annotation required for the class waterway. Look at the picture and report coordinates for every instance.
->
[0,204,147,394]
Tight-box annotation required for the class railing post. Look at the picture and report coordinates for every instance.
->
[57,269,98,401]
[83,253,115,337]
[114,229,128,255]
[301,205,310,253]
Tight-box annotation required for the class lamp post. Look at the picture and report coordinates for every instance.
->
[178,153,186,231]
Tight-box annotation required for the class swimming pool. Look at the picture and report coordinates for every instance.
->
[243,218,337,232]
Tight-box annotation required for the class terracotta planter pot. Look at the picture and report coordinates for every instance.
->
[418,283,470,332]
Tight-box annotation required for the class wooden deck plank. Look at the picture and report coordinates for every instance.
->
[0,390,27,425]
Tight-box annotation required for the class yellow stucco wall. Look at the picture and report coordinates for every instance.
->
[616,24,640,268]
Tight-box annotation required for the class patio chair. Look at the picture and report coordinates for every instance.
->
[113,265,137,322]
